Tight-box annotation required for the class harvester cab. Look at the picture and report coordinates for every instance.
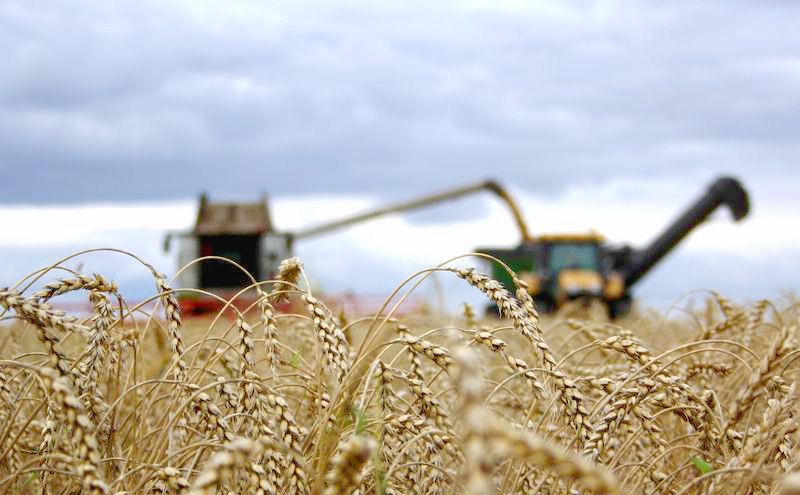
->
[163,193,292,313]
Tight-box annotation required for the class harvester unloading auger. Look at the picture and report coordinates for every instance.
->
[288,180,532,244]
[166,176,748,317]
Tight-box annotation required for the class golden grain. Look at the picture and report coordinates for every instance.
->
[0,252,797,495]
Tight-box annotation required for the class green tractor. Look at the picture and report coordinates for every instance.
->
[478,177,749,318]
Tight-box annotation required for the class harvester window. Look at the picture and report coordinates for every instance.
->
[547,244,598,274]
[199,235,261,288]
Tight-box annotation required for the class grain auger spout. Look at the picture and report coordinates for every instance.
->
[621,177,750,288]
[290,179,532,243]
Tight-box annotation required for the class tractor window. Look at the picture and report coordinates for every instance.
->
[547,244,598,274]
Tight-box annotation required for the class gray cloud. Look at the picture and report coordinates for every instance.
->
[1,0,799,204]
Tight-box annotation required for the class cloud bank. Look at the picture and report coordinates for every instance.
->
[1,0,799,202]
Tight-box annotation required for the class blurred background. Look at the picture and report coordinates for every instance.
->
[1,0,797,312]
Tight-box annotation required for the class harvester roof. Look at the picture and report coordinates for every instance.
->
[194,194,272,235]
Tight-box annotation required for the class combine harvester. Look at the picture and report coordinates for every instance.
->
[166,177,748,317]
[164,181,528,315]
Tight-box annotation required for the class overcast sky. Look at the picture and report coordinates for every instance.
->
[1,0,798,312]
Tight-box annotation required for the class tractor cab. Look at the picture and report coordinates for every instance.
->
[521,233,613,311]
[544,240,599,273]
[538,234,605,306]
[477,232,625,314]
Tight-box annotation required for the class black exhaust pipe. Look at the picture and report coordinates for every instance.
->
[624,177,749,287]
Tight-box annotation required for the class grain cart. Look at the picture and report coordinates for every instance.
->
[477,177,749,317]
[164,181,531,314]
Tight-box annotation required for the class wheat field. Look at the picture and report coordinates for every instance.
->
[1,251,799,495]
